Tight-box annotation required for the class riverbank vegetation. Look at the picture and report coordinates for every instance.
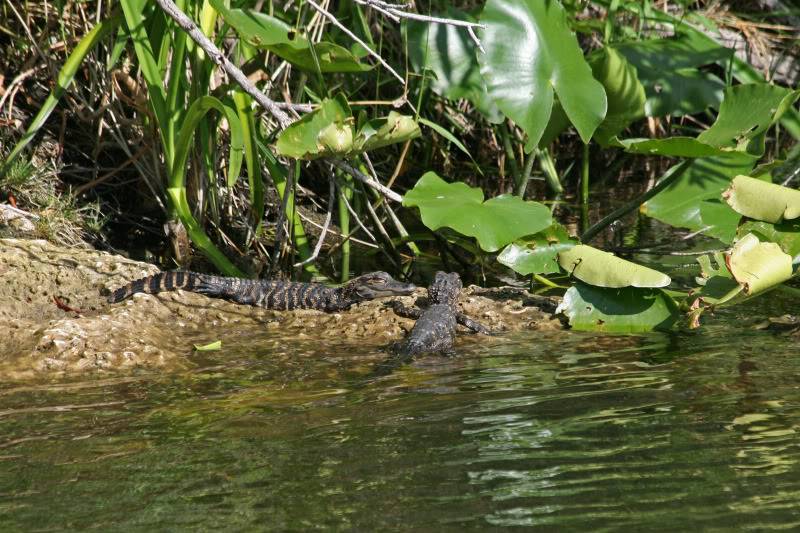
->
[1,0,799,332]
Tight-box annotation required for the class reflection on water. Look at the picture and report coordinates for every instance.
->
[1,307,800,530]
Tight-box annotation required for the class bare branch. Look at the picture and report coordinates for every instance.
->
[304,0,406,85]
[330,160,403,203]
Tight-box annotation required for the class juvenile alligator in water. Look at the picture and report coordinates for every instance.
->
[108,271,415,312]
[390,271,490,358]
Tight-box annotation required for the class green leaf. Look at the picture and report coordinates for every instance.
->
[558,244,671,288]
[275,96,352,159]
[617,84,799,158]
[211,0,372,73]
[193,340,222,351]
[722,175,800,224]
[497,223,577,275]
[556,283,679,332]
[698,199,740,244]
[403,172,552,252]
[642,155,756,235]
[697,84,800,157]
[407,9,502,123]
[478,0,607,149]
[588,47,646,144]
[355,112,421,152]
[419,118,477,164]
[727,233,793,295]
[615,33,729,117]
[737,219,800,260]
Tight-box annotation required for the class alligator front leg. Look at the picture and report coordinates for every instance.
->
[456,312,491,335]
[392,301,423,319]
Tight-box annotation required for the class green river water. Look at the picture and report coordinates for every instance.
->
[1,296,799,530]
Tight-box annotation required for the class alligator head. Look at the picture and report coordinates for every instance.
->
[427,271,462,306]
[349,271,416,300]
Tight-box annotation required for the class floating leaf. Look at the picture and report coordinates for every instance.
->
[556,283,679,332]
[478,0,607,149]
[722,175,800,224]
[497,223,577,275]
[726,233,793,295]
[403,172,552,252]
[211,0,371,73]
[194,340,222,351]
[558,244,671,288]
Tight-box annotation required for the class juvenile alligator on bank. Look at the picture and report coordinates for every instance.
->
[387,271,491,362]
[108,271,415,312]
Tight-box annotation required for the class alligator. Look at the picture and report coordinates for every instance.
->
[107,271,416,312]
[389,271,491,359]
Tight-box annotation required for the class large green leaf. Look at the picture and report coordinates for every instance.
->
[275,96,351,159]
[497,223,577,275]
[402,172,552,252]
[722,175,800,223]
[407,9,501,123]
[642,155,756,235]
[698,199,740,244]
[211,0,371,73]
[478,0,606,149]
[618,84,799,158]
[615,33,729,117]
[558,244,671,288]
[588,47,646,144]
[556,283,679,332]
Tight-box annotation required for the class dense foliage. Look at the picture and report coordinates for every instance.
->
[1,0,799,331]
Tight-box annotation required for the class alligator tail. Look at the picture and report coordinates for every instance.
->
[107,271,201,303]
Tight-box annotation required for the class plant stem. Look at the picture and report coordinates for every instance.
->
[581,143,590,233]
[537,147,563,194]
[500,123,521,193]
[515,151,536,197]
[580,159,693,244]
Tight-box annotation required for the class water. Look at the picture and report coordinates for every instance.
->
[1,302,799,530]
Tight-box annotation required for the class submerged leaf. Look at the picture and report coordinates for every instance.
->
[558,245,671,288]
[723,175,800,224]
[194,340,222,351]
[403,172,552,252]
[556,283,679,332]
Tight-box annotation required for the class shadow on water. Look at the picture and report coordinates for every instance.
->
[1,296,800,530]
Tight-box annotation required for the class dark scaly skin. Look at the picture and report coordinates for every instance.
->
[392,271,490,357]
[108,271,415,312]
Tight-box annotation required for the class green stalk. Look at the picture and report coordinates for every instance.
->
[580,159,693,244]
[1,12,123,175]
[500,123,521,192]
[515,152,536,197]
[581,143,590,233]
[536,147,563,194]
[337,171,353,282]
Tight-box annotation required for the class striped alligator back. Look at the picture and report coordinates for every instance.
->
[107,271,200,303]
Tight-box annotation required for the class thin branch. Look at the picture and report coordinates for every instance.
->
[304,0,406,85]
[153,0,292,128]
[294,176,335,267]
[355,0,486,53]
[330,160,403,203]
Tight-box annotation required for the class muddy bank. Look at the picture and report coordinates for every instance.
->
[0,238,562,378]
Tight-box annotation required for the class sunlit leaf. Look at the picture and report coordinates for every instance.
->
[723,175,800,224]
[556,283,679,332]
[588,47,646,144]
[194,340,222,351]
[726,233,793,295]
[403,172,552,252]
[478,0,607,149]
[355,112,421,152]
[558,245,671,288]
[275,96,352,159]
[737,219,800,260]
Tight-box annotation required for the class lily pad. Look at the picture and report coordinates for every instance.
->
[556,283,679,332]
[497,223,577,275]
[402,172,552,252]
[478,0,607,149]
[737,219,800,260]
[726,233,793,295]
[211,0,372,73]
[557,244,671,288]
[723,175,800,224]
